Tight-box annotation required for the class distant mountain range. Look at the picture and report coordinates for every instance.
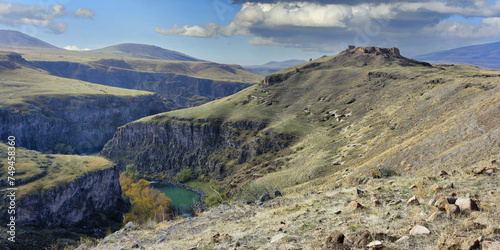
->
[93,43,202,61]
[0,29,201,62]
[244,59,307,75]
[0,30,60,50]
[415,41,500,69]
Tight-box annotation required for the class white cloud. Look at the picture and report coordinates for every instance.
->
[72,8,95,18]
[157,2,397,39]
[63,45,91,51]
[0,1,94,33]
[246,36,284,46]
[424,17,500,38]
[156,22,221,38]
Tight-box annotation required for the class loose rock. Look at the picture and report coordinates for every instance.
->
[260,193,272,202]
[274,190,282,197]
[410,225,430,235]
[455,198,479,211]
[431,184,442,192]
[348,201,364,209]
[406,196,420,206]
[482,241,500,250]
[427,210,446,222]
[367,240,383,249]
[396,236,410,245]
[445,204,460,216]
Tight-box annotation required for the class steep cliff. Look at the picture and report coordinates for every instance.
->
[0,144,127,249]
[32,59,259,108]
[0,52,173,154]
[14,166,122,227]
[101,118,292,178]
[0,94,170,154]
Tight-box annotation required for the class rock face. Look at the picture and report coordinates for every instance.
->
[5,166,122,227]
[0,94,169,154]
[32,61,253,107]
[101,119,293,176]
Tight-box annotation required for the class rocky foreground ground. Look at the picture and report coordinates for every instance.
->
[80,161,499,250]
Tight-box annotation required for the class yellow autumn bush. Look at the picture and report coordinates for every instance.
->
[120,175,172,224]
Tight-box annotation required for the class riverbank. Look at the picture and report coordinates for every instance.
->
[147,179,207,215]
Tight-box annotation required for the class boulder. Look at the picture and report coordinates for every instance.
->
[322,231,350,249]
[348,201,364,209]
[270,233,285,244]
[274,190,282,197]
[482,241,500,250]
[455,198,479,211]
[396,236,410,245]
[437,235,480,250]
[354,231,372,248]
[427,211,446,222]
[367,240,383,249]
[431,184,442,192]
[259,193,272,202]
[445,204,460,216]
[406,196,420,206]
[435,197,449,211]
[410,225,430,235]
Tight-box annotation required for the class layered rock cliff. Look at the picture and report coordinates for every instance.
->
[32,60,255,107]
[0,94,170,154]
[101,118,293,177]
[12,166,122,227]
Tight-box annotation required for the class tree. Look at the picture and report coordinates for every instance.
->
[120,175,172,224]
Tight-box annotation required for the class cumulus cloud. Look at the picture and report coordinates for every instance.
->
[63,45,91,51]
[0,1,94,33]
[424,17,500,38]
[156,0,500,54]
[156,22,221,38]
[72,8,95,18]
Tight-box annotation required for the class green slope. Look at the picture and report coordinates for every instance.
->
[111,46,500,197]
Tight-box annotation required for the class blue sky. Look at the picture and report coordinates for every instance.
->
[1,0,500,65]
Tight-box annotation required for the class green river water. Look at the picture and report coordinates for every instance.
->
[151,183,201,216]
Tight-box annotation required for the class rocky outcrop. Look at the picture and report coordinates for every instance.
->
[0,94,170,154]
[0,51,27,70]
[5,166,123,227]
[101,118,293,177]
[32,61,253,107]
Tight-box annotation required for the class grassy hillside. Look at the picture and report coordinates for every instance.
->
[96,46,500,249]
[92,43,201,61]
[0,142,114,198]
[137,47,500,195]
[0,52,157,108]
[0,30,60,50]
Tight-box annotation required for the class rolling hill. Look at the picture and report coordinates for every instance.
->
[0,30,60,50]
[0,30,262,108]
[415,41,500,69]
[0,51,172,154]
[99,46,500,248]
[92,43,202,61]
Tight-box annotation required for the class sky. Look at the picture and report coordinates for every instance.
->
[0,0,500,65]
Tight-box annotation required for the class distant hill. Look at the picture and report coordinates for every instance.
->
[244,59,307,76]
[415,41,500,69]
[93,43,202,61]
[0,30,60,50]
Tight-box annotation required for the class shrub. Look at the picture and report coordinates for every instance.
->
[120,175,172,224]
[123,164,139,180]
[174,168,194,183]
[372,167,397,178]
